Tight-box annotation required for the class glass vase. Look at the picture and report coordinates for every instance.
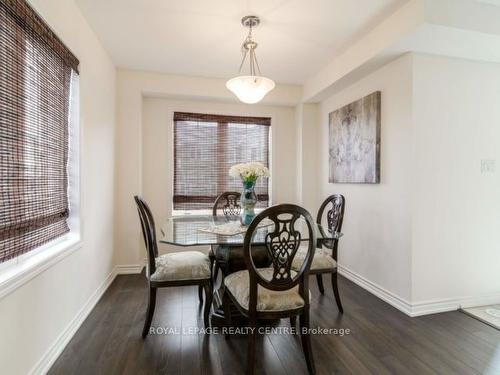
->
[240,180,257,226]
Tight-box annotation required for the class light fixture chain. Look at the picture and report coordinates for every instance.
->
[253,48,262,76]
[250,48,255,75]
[238,49,248,74]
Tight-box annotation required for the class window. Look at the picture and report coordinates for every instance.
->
[173,112,270,211]
[0,0,79,263]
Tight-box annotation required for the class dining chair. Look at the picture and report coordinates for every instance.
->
[208,191,242,282]
[291,194,345,313]
[212,191,242,217]
[223,204,317,375]
[134,196,213,337]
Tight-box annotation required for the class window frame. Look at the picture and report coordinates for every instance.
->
[170,112,273,216]
[0,68,82,301]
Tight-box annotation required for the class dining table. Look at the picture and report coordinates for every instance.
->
[159,214,342,325]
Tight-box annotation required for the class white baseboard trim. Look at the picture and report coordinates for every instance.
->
[411,292,500,317]
[29,262,146,374]
[29,266,118,375]
[460,293,500,309]
[337,264,413,316]
[338,264,500,317]
[115,264,144,274]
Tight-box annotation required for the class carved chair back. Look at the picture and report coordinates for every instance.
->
[212,191,242,217]
[316,194,345,260]
[134,196,158,276]
[243,204,316,311]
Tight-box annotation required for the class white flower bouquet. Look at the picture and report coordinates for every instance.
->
[229,162,270,184]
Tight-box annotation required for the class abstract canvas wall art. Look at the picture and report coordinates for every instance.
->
[328,91,381,184]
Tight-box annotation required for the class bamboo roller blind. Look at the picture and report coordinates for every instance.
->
[173,112,270,211]
[0,0,79,262]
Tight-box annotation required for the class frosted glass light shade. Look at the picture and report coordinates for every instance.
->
[226,75,275,104]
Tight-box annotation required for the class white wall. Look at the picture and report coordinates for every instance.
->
[312,52,500,315]
[116,69,302,266]
[411,54,500,306]
[142,97,298,254]
[296,103,320,214]
[0,1,116,374]
[316,54,414,304]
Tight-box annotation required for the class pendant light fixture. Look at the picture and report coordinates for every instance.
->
[226,16,275,104]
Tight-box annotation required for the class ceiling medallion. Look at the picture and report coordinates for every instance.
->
[226,16,275,104]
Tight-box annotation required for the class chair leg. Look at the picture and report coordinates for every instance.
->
[290,315,297,328]
[316,274,325,294]
[223,292,232,340]
[299,309,316,375]
[198,285,203,305]
[142,287,157,338]
[247,317,257,375]
[331,271,344,313]
[213,263,219,284]
[209,251,217,282]
[203,282,213,329]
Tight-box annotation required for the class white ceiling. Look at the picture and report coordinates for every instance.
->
[75,0,408,84]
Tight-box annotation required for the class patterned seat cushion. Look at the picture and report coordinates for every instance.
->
[291,245,337,271]
[224,268,306,312]
[150,251,211,282]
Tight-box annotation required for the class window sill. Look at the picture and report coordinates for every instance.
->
[172,209,213,216]
[0,233,82,300]
[171,208,267,217]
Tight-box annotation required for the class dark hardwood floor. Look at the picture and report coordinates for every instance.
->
[49,274,500,375]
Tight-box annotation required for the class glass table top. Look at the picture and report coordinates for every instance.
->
[159,215,342,247]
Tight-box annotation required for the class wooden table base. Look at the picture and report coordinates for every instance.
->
[209,244,270,326]
[210,286,246,326]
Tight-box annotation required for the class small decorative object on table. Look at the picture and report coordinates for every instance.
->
[229,162,270,225]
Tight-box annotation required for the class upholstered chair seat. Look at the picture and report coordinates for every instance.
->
[292,246,337,272]
[222,204,317,374]
[134,196,213,338]
[224,268,306,312]
[150,251,211,282]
